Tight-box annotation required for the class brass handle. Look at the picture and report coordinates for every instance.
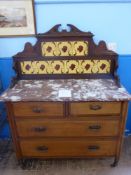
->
[89,125,101,130]
[32,107,44,113]
[88,145,100,150]
[36,146,48,152]
[89,104,102,110]
[33,127,47,132]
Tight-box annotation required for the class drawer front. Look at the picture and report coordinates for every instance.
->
[16,119,120,137]
[70,102,121,116]
[13,102,64,117]
[20,139,117,157]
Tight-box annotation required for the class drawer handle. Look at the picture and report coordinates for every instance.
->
[36,146,48,152]
[88,145,100,150]
[89,125,101,130]
[32,107,44,113]
[90,105,102,110]
[34,127,47,132]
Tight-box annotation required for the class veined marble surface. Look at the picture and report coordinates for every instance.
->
[0,79,131,102]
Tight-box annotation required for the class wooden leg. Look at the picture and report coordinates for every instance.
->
[111,157,119,167]
[18,159,27,169]
[18,159,34,169]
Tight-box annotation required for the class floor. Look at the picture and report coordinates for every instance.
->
[0,137,131,175]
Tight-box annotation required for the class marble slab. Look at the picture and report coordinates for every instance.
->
[0,79,131,102]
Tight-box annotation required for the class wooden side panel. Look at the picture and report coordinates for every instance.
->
[5,102,22,159]
[115,101,128,163]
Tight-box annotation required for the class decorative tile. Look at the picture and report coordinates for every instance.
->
[41,41,88,56]
[20,60,111,75]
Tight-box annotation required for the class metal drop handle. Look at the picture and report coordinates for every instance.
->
[88,145,100,150]
[32,107,44,113]
[34,126,47,132]
[89,104,102,110]
[37,146,48,152]
[89,125,101,130]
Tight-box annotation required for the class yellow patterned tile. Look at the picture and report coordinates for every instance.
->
[41,41,88,57]
[20,59,111,75]
[97,60,111,73]
[58,42,71,56]
[41,42,56,56]
[51,61,64,74]
[21,61,34,74]
[74,41,88,56]
[82,60,94,73]
[37,61,48,74]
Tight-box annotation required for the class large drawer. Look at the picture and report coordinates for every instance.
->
[20,139,117,157]
[16,119,120,137]
[12,102,64,117]
[70,102,121,116]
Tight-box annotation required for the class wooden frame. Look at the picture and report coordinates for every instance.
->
[0,0,36,37]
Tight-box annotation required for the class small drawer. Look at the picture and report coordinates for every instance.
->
[16,119,120,137]
[70,102,121,116]
[12,102,64,117]
[20,139,117,157]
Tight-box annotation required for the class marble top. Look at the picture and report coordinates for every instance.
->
[0,79,131,102]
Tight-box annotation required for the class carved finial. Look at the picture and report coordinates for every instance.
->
[98,41,108,50]
[24,42,34,53]
[93,40,117,55]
